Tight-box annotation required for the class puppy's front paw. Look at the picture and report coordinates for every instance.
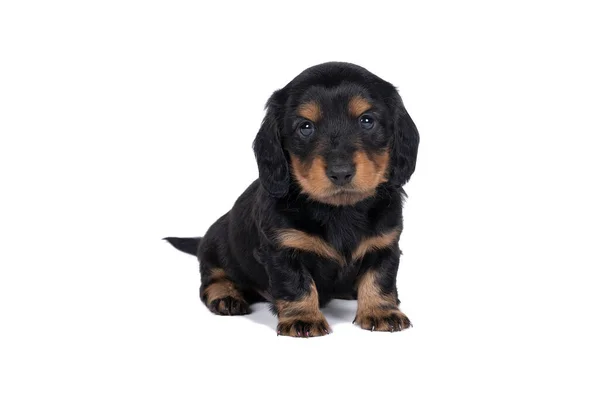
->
[354,309,411,332]
[277,314,331,338]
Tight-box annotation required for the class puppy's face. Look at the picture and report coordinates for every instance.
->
[282,85,392,206]
[253,62,419,205]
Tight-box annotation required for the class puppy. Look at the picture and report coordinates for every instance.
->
[165,62,419,337]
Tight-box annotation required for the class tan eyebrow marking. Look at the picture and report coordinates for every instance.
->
[297,101,322,122]
[351,229,401,261]
[276,229,345,265]
[348,96,372,118]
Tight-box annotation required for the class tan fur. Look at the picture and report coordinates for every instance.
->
[210,268,228,281]
[276,282,321,321]
[353,150,390,192]
[276,282,331,337]
[297,101,322,122]
[314,190,378,206]
[277,228,401,265]
[355,269,410,331]
[356,269,396,312]
[277,228,345,265]
[290,154,333,199]
[203,280,243,303]
[352,229,401,261]
[202,268,243,304]
[348,96,372,117]
[290,152,388,206]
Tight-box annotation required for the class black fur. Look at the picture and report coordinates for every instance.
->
[253,94,289,197]
[165,62,419,336]
[163,237,201,256]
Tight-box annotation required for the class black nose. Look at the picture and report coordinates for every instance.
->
[327,164,355,186]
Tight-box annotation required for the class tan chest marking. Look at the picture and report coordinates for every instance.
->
[276,229,345,265]
[351,229,400,261]
[276,228,400,265]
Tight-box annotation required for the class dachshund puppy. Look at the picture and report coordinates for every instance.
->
[165,62,419,337]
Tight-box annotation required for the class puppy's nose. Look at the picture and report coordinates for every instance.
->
[327,164,355,186]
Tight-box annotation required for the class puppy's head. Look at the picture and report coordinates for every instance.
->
[253,62,419,205]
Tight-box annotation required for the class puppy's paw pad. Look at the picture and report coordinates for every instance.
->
[277,317,331,338]
[354,310,411,332]
[208,297,250,316]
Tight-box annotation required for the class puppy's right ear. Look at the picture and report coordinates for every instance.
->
[253,91,289,197]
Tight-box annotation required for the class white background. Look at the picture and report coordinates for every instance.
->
[1,1,599,399]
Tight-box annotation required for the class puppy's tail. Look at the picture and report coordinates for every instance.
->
[163,237,202,256]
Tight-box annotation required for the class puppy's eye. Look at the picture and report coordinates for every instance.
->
[359,114,375,130]
[299,121,315,137]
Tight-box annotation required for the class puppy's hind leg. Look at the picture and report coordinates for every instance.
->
[200,266,251,316]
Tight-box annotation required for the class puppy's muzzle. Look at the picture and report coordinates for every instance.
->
[326,163,355,186]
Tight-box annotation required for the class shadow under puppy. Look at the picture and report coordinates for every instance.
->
[165,62,419,337]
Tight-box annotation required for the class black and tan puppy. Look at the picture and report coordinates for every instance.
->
[165,62,419,337]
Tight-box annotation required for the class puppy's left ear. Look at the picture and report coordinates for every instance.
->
[388,91,420,187]
[252,91,289,197]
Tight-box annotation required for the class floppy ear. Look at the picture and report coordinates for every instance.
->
[252,92,289,197]
[388,92,420,187]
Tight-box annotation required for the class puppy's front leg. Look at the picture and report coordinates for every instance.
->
[270,262,331,338]
[354,254,412,332]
